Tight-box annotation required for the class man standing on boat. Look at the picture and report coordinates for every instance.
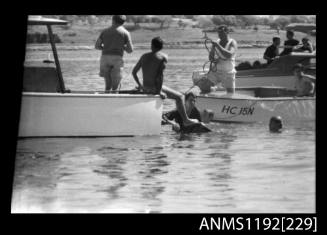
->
[132,37,199,127]
[95,15,133,92]
[207,25,238,94]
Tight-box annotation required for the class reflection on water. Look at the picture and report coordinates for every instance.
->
[12,48,315,213]
[12,122,315,213]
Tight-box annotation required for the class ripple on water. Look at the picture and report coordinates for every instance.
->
[13,48,315,213]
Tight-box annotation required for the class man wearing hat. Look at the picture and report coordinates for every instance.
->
[208,25,238,94]
[95,15,134,92]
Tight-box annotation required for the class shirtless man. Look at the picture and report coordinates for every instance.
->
[132,37,199,126]
[95,15,133,92]
[208,25,238,94]
[293,63,315,97]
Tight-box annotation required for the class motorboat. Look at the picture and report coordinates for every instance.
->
[193,52,315,90]
[195,87,315,124]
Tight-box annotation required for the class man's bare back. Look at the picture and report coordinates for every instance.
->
[133,51,168,93]
[132,37,200,127]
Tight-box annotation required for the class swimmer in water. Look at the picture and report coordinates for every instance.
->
[269,116,283,133]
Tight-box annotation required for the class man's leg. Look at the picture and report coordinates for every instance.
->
[100,56,113,92]
[224,72,236,94]
[110,57,124,91]
[104,69,113,92]
[111,66,123,91]
[161,85,199,126]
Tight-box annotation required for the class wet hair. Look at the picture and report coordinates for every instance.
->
[112,15,126,25]
[272,37,280,43]
[270,116,282,123]
[269,116,283,132]
[293,63,304,71]
[151,37,164,50]
[286,30,294,37]
[217,25,229,33]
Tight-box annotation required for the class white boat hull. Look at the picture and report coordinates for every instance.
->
[193,71,296,91]
[18,92,163,137]
[236,75,295,89]
[196,95,315,124]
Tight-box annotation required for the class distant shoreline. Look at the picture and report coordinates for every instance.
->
[26,42,268,51]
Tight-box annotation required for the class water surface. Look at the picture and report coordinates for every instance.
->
[12,47,315,213]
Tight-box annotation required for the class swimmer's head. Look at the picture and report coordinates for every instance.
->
[269,116,283,132]
[151,37,164,51]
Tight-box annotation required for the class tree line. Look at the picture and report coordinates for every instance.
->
[42,15,316,30]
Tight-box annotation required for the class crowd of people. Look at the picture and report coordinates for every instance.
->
[94,15,315,132]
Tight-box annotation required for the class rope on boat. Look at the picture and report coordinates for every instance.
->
[203,38,219,73]
[184,38,219,94]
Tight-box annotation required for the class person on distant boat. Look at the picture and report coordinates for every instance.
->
[293,63,315,97]
[95,15,133,92]
[269,116,283,133]
[162,91,203,132]
[263,37,280,64]
[207,25,238,94]
[132,37,199,127]
[294,37,314,53]
[279,30,299,56]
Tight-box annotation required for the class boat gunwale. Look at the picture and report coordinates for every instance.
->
[197,95,315,101]
[21,92,162,99]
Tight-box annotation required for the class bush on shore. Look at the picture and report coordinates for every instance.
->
[26,32,62,43]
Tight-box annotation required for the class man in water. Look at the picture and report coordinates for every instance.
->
[207,25,238,94]
[95,15,133,92]
[132,37,199,127]
[269,116,283,133]
[293,63,315,97]
[163,91,206,132]
[263,37,280,64]
[279,30,299,56]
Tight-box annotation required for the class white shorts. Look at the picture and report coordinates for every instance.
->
[99,55,124,85]
[207,70,236,89]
